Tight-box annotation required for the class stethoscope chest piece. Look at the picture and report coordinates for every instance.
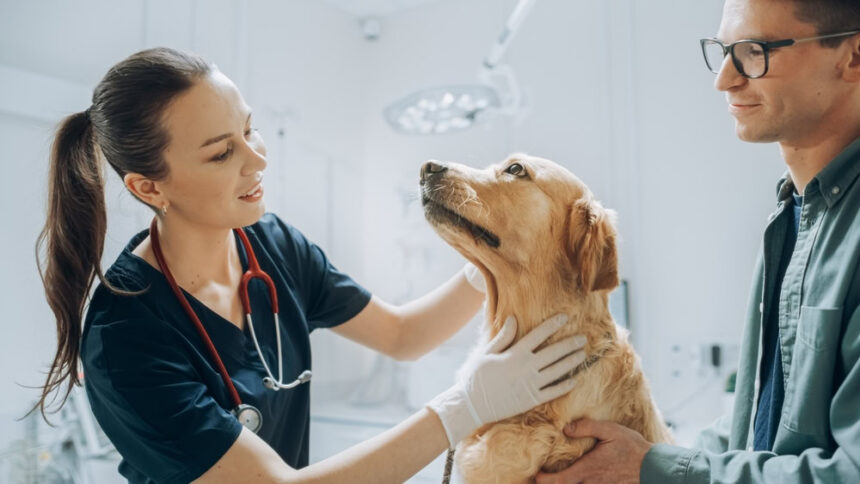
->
[232,404,263,433]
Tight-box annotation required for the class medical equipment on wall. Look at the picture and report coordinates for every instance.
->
[150,218,312,434]
[1,386,117,484]
[383,0,537,135]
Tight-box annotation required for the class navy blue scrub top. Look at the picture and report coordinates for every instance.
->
[81,213,371,484]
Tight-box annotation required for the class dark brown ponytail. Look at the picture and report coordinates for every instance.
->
[34,109,110,416]
[33,47,211,419]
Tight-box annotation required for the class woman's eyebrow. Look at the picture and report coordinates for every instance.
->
[199,112,252,149]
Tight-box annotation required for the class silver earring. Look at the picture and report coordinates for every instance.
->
[161,205,168,216]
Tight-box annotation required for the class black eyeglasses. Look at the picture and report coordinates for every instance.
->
[700,30,860,79]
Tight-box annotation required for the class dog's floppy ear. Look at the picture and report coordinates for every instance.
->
[567,198,619,292]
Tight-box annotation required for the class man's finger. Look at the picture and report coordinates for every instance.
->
[563,418,615,440]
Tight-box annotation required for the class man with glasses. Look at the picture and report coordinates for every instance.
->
[535,0,860,482]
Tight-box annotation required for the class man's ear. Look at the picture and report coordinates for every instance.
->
[123,172,165,209]
[841,34,860,82]
[567,198,619,292]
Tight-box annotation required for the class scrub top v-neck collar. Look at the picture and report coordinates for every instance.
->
[127,229,258,362]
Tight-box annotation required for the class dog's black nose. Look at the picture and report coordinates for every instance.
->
[420,161,448,185]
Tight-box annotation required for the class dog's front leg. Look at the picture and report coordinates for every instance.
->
[455,418,560,484]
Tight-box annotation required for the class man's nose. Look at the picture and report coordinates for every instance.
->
[420,160,448,185]
[714,54,746,92]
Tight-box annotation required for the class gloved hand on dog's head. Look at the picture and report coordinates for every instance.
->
[427,313,587,448]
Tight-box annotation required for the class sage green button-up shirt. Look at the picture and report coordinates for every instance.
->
[641,138,860,483]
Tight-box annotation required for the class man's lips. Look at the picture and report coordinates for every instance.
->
[729,103,761,115]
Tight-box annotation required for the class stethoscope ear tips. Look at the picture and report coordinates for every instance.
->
[262,371,311,390]
[262,377,278,391]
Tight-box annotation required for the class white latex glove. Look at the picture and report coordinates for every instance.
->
[463,261,486,294]
[427,314,587,448]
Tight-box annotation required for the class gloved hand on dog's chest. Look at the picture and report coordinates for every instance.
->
[427,313,587,448]
[463,261,487,293]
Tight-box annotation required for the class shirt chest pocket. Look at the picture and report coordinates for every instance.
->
[782,306,843,437]
[796,306,842,351]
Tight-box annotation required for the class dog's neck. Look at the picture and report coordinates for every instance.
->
[487,272,618,350]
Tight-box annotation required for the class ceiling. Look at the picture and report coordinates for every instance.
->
[320,0,448,18]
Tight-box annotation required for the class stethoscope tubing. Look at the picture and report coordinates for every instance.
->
[234,228,312,390]
[149,218,244,409]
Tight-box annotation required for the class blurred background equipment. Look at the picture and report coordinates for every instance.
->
[1,385,118,484]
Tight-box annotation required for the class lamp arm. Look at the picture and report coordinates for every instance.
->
[483,0,538,69]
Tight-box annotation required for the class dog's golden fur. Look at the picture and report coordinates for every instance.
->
[421,154,672,484]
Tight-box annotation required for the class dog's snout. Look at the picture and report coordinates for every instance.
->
[420,160,448,184]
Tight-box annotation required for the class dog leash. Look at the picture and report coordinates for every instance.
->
[442,448,456,484]
[439,345,608,483]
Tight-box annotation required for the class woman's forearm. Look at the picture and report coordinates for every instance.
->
[197,409,450,483]
[393,268,484,360]
[296,408,449,483]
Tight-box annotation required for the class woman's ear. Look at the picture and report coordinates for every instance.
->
[123,172,165,209]
[566,198,619,292]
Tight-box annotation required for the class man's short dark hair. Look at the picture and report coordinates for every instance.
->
[792,0,860,47]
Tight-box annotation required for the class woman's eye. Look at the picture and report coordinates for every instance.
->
[214,147,232,162]
[213,128,258,162]
[505,163,526,176]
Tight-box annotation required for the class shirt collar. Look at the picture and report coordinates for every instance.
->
[776,173,795,203]
[815,136,860,207]
[775,136,860,207]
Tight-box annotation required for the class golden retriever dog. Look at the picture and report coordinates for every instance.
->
[420,154,672,484]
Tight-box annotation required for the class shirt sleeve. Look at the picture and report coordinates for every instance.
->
[302,240,373,331]
[693,414,732,454]
[640,304,860,483]
[83,316,243,484]
[262,214,372,331]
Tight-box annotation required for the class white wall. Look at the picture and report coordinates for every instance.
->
[628,0,783,424]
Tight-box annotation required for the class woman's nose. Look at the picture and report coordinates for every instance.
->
[242,143,267,175]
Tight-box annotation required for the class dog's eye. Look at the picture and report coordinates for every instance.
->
[505,163,527,177]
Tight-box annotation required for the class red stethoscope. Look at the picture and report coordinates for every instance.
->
[149,218,312,433]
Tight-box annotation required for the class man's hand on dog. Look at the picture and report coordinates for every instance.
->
[534,418,653,484]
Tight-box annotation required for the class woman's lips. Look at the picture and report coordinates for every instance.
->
[239,184,264,201]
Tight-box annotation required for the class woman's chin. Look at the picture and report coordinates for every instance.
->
[236,203,266,228]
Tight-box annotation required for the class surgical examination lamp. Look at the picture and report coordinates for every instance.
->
[383,0,537,135]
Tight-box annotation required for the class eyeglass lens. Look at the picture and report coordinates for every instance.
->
[703,40,766,78]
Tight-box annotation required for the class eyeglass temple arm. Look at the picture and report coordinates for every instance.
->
[768,30,860,48]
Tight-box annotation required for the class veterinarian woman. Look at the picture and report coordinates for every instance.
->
[34,47,587,484]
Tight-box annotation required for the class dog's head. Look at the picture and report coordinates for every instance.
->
[420,154,618,313]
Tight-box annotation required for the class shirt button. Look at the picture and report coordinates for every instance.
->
[832,186,841,195]
[748,445,754,451]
